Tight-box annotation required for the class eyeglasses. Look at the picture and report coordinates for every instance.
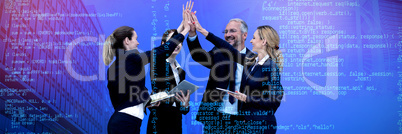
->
[222,29,238,34]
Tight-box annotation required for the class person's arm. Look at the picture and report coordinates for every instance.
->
[245,62,284,110]
[187,36,214,69]
[205,32,246,65]
[185,7,215,69]
[139,31,185,65]
[139,8,191,64]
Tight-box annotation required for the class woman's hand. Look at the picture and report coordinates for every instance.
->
[190,13,208,37]
[175,90,190,107]
[188,11,197,37]
[178,1,193,36]
[181,11,191,35]
[228,91,247,102]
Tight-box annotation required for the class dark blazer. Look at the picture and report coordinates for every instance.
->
[146,57,189,134]
[206,32,284,134]
[187,35,255,123]
[107,32,184,112]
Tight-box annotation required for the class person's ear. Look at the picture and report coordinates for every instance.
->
[123,37,130,49]
[243,32,247,41]
[262,39,267,46]
[161,41,165,45]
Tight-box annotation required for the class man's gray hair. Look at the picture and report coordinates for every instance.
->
[229,18,248,34]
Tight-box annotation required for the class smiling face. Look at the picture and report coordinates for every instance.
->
[250,30,266,54]
[224,21,244,47]
[124,30,139,50]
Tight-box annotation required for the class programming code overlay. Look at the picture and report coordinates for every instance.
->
[0,0,401,134]
[0,0,118,133]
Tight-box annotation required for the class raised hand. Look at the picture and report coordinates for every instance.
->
[190,13,209,37]
[180,11,191,36]
[178,0,194,33]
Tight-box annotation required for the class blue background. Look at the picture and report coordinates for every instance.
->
[0,0,401,133]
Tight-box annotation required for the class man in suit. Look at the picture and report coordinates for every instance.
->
[187,18,255,133]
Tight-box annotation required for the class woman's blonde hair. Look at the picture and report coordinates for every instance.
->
[102,26,135,65]
[103,34,116,65]
[247,25,283,72]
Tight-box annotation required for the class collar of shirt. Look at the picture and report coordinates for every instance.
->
[255,54,270,65]
[166,59,181,69]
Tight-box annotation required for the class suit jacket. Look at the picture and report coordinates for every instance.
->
[206,32,284,130]
[107,32,184,112]
[146,58,189,134]
[187,35,255,123]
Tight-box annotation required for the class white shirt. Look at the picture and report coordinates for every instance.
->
[218,48,247,115]
[119,103,144,120]
[166,59,181,85]
[252,54,270,70]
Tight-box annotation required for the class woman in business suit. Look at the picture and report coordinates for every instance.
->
[191,13,284,134]
[146,29,190,134]
[102,10,191,134]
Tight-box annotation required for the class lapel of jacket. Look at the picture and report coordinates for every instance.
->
[246,62,260,80]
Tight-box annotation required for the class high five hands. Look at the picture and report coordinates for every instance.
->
[177,0,194,36]
[177,1,193,36]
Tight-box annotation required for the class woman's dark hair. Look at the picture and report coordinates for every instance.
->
[112,26,135,49]
[161,29,177,45]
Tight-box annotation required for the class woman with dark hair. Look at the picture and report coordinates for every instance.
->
[146,3,195,134]
[190,13,284,134]
[146,29,190,134]
[102,9,192,134]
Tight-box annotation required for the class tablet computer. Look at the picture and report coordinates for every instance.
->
[168,80,199,96]
[216,87,239,95]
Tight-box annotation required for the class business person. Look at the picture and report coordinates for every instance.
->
[146,28,191,134]
[187,16,255,132]
[102,10,191,134]
[191,13,284,134]
[146,3,194,134]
